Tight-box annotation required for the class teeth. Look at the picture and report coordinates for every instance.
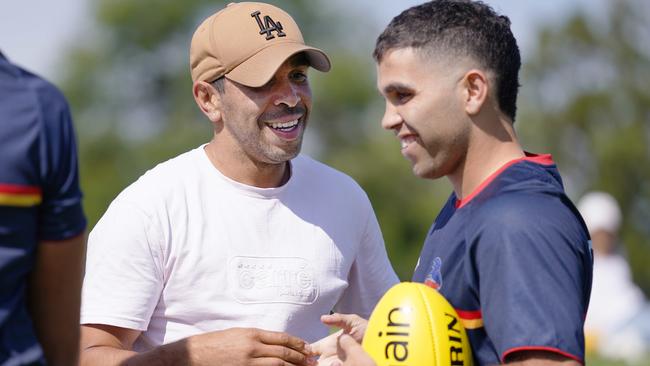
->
[268,119,299,129]
[400,136,416,149]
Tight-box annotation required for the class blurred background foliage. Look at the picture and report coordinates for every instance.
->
[60,1,649,362]
[519,0,650,293]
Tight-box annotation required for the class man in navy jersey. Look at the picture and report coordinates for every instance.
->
[0,51,87,365]
[316,1,592,365]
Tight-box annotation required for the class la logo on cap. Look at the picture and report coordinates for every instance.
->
[251,10,286,40]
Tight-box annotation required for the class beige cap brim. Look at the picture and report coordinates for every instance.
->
[225,42,331,87]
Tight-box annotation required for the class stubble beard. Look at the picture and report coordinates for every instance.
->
[415,134,468,181]
[229,119,305,167]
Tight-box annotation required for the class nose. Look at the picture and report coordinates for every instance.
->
[381,102,403,132]
[273,80,300,108]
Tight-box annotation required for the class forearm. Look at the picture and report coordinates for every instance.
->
[27,234,86,366]
[81,339,190,366]
[80,346,138,366]
[81,325,315,366]
[123,339,193,366]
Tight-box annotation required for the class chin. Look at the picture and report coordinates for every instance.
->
[412,164,443,180]
[268,146,302,163]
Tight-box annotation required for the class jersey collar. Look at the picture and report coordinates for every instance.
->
[455,152,554,209]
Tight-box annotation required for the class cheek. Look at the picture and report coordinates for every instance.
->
[412,103,461,145]
[299,87,312,107]
[405,101,436,133]
[234,87,273,112]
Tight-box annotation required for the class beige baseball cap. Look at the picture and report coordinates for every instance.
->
[190,2,331,87]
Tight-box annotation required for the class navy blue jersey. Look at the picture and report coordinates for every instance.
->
[412,154,592,365]
[0,52,86,364]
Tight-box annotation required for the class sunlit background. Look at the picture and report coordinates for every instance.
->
[2,0,649,364]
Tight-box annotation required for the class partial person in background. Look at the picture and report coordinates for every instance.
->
[579,191,650,362]
[0,51,87,366]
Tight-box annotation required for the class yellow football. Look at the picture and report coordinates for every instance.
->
[362,282,473,365]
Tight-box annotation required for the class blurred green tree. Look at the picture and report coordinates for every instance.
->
[519,0,650,292]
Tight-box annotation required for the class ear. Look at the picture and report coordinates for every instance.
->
[462,69,489,116]
[193,81,222,123]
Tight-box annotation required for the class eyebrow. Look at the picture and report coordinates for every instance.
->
[380,82,413,95]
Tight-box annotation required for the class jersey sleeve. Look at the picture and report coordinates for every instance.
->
[37,83,86,241]
[333,199,399,318]
[469,193,591,363]
[81,197,164,331]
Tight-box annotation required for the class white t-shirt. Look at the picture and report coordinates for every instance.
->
[81,145,398,351]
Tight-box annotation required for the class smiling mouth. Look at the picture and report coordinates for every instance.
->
[400,135,417,149]
[266,119,300,131]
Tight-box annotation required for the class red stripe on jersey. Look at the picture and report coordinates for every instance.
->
[0,183,42,195]
[502,346,583,364]
[455,309,484,329]
[456,152,554,209]
[456,309,482,320]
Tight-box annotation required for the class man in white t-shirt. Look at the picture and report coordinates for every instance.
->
[79,3,399,365]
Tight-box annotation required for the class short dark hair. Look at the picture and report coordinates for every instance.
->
[211,77,225,94]
[374,0,521,121]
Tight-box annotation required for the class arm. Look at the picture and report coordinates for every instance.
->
[26,72,88,366]
[80,323,316,366]
[471,197,591,365]
[27,233,86,366]
[80,324,139,365]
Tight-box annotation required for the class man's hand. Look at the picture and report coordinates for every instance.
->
[321,313,368,342]
[311,313,368,365]
[186,327,316,366]
[331,334,376,366]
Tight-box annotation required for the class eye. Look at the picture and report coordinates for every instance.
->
[397,92,411,101]
[391,90,412,104]
[290,70,308,83]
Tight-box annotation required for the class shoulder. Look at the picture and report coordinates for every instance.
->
[466,188,591,274]
[0,60,71,132]
[468,188,588,252]
[7,63,69,114]
[115,149,200,209]
[90,153,200,242]
[293,155,366,193]
[291,155,376,219]
[475,189,566,222]
[471,159,580,229]
[28,73,69,112]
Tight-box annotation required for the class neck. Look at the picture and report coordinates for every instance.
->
[204,142,289,188]
[448,114,524,200]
